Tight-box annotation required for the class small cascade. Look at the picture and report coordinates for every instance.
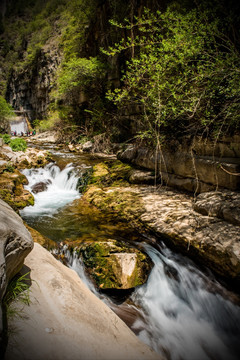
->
[130,243,240,360]
[53,242,240,360]
[10,117,28,135]
[20,163,80,216]
[19,148,240,360]
[52,245,97,294]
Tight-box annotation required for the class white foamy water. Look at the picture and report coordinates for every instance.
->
[20,163,80,216]
[10,118,28,134]
[59,242,240,360]
[131,243,240,360]
[20,159,240,360]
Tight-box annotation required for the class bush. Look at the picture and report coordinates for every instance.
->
[0,133,11,144]
[10,138,27,152]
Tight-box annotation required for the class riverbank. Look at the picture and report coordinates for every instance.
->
[83,162,240,288]
[5,242,160,360]
[1,138,240,360]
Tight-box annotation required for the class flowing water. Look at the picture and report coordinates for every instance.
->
[20,145,240,360]
[10,118,28,134]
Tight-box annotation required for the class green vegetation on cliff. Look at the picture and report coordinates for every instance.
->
[104,3,240,142]
[0,0,239,144]
[0,96,13,132]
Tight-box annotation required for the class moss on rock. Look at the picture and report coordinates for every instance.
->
[88,160,133,188]
[0,170,34,211]
[78,240,153,290]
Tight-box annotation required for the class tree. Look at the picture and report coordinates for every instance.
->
[0,96,13,133]
[104,6,240,144]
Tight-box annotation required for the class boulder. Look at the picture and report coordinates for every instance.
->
[31,180,52,194]
[129,170,156,184]
[78,240,153,290]
[68,144,76,152]
[0,170,34,211]
[0,198,34,355]
[0,199,34,302]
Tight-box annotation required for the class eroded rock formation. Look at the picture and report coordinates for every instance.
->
[119,136,240,193]
[83,161,240,285]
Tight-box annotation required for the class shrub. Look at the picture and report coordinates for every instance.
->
[10,138,27,152]
[2,134,11,144]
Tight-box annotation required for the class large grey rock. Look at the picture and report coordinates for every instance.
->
[139,187,240,281]
[129,170,156,185]
[118,144,240,192]
[0,199,34,301]
[194,191,240,226]
[31,180,51,194]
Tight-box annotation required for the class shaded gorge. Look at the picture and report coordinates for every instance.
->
[20,145,240,360]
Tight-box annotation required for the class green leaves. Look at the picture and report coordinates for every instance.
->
[104,6,240,140]
[58,57,105,100]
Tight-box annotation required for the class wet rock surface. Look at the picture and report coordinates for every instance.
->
[139,187,240,282]
[0,144,52,210]
[0,169,34,211]
[31,180,52,194]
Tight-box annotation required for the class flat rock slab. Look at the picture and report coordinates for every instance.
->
[139,187,240,280]
[84,185,240,282]
[5,243,160,360]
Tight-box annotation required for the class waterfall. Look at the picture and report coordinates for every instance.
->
[20,163,81,216]
[10,117,28,134]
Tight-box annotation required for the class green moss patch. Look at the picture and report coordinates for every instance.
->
[78,240,152,290]
[88,160,133,188]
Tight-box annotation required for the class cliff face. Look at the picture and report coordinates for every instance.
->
[2,0,161,123]
[6,49,61,121]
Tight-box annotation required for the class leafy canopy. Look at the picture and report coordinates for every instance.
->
[104,7,240,141]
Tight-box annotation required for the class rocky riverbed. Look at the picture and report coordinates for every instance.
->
[83,162,240,287]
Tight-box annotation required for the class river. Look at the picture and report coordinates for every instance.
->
[20,144,240,360]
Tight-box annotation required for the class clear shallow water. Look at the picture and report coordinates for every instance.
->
[21,152,240,360]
